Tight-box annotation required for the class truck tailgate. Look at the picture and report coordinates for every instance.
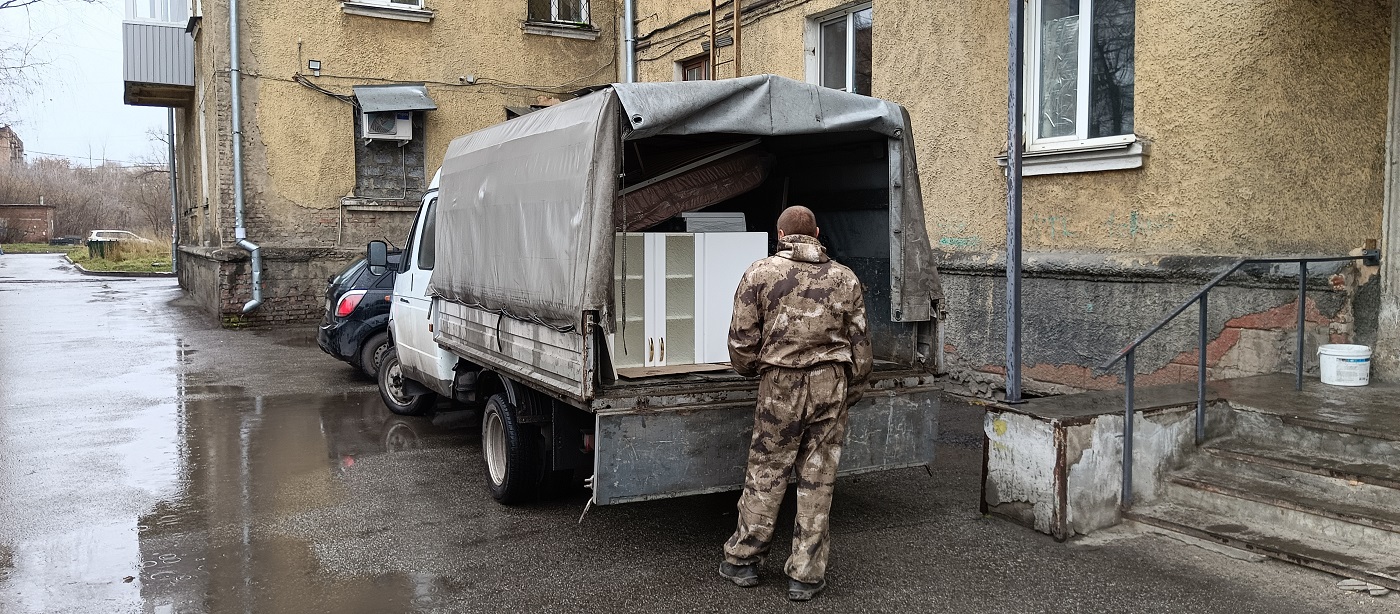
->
[591,369,939,505]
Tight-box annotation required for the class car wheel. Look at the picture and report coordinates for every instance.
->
[378,347,436,416]
[482,393,541,504]
[359,331,390,378]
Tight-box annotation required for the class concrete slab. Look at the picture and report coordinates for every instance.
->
[1216,374,1400,441]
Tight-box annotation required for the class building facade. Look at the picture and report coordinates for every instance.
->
[128,0,1400,384]
[0,125,23,165]
[0,204,56,243]
[125,0,617,324]
[633,0,1397,387]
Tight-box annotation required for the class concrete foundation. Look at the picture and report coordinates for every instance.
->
[177,245,360,326]
[940,253,1372,397]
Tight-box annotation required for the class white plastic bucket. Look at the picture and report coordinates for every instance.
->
[1317,344,1372,387]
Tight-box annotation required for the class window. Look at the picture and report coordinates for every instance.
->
[1027,0,1135,151]
[417,198,437,270]
[816,5,872,96]
[681,56,710,81]
[528,0,588,24]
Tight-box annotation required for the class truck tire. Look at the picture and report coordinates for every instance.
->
[378,347,436,416]
[359,331,390,378]
[482,393,541,504]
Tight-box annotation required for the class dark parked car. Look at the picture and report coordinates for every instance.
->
[318,254,400,377]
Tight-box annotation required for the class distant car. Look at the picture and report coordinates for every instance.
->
[49,236,82,246]
[318,254,400,377]
[87,230,154,244]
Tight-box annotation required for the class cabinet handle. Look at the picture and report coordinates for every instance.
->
[660,338,665,362]
[648,338,654,362]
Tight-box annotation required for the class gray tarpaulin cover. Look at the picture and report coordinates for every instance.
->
[428,74,939,331]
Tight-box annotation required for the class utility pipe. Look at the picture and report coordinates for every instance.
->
[167,108,178,275]
[623,0,637,82]
[733,0,740,78]
[1004,0,1025,403]
[228,0,262,312]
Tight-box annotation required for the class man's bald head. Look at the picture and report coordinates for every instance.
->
[777,206,819,238]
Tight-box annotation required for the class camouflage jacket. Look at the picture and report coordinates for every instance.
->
[727,234,873,384]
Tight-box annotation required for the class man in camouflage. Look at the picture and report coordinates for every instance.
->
[718,205,872,602]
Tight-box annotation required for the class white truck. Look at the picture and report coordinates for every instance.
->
[367,75,945,505]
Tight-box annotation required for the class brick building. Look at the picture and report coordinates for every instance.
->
[0,204,55,243]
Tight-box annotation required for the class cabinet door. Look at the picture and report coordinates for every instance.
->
[695,232,769,364]
[659,233,696,366]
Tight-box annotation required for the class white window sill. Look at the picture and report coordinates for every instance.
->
[997,139,1150,177]
[341,1,433,22]
[522,20,600,40]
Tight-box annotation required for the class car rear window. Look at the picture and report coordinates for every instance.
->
[333,260,367,287]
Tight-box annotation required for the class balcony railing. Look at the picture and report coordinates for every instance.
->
[122,0,194,107]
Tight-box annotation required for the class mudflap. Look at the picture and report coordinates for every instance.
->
[591,382,939,505]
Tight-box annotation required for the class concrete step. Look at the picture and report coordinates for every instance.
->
[1222,406,1400,462]
[1127,501,1400,590]
[1174,455,1400,535]
[1150,468,1400,576]
[1204,437,1400,491]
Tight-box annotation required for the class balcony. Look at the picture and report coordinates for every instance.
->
[123,0,194,107]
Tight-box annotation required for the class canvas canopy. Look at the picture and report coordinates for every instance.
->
[427,74,940,331]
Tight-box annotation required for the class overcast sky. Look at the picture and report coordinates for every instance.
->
[2,0,168,166]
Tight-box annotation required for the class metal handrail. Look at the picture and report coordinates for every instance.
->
[1102,250,1380,510]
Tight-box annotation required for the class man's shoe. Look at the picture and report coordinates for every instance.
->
[718,561,759,587]
[787,578,826,601]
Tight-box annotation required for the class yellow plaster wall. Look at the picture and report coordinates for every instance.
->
[226,0,619,240]
[636,0,1392,256]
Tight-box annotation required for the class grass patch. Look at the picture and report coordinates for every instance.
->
[67,242,173,273]
[1,243,80,254]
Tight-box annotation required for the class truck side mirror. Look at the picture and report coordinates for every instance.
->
[366,241,389,276]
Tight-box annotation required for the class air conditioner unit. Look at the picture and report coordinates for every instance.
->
[361,110,413,142]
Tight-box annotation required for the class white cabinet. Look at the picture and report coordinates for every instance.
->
[612,232,767,369]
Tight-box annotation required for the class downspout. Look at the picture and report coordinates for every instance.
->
[228,0,262,312]
[167,108,178,275]
[623,0,636,82]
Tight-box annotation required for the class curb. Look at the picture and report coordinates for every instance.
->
[64,255,176,278]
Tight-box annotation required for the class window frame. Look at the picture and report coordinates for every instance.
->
[1024,0,1136,153]
[527,0,590,25]
[417,197,438,271]
[345,0,426,11]
[679,55,711,81]
[814,3,872,95]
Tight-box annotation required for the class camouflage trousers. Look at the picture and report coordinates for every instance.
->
[723,363,850,583]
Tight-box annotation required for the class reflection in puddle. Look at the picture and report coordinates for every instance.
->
[130,384,477,613]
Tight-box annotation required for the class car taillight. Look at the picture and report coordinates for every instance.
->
[335,290,367,317]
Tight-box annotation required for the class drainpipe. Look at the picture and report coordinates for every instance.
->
[623,0,636,82]
[167,108,178,275]
[228,0,262,312]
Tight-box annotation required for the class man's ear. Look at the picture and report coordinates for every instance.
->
[777,229,786,239]
[814,228,820,239]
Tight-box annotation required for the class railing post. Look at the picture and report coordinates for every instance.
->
[1197,293,1208,445]
[1296,261,1307,391]
[1122,349,1135,511]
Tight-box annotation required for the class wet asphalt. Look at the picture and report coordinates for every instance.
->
[0,253,1394,613]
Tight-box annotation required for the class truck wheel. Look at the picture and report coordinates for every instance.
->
[482,393,541,504]
[359,331,390,378]
[378,347,436,416]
